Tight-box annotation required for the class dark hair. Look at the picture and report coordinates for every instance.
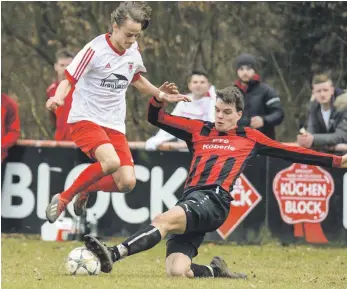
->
[216,86,244,112]
[188,70,209,82]
[111,1,152,30]
[55,49,75,61]
[312,73,333,86]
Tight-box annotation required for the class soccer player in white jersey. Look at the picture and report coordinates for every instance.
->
[145,71,216,150]
[45,1,190,223]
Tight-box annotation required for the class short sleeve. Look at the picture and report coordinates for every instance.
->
[65,43,96,85]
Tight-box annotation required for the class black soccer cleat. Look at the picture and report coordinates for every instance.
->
[84,235,114,273]
[210,256,247,279]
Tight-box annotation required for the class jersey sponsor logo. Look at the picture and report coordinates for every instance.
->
[202,144,235,151]
[217,174,262,239]
[203,138,235,151]
[100,73,129,90]
[273,163,334,224]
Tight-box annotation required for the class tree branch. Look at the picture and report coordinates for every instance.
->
[270,52,293,102]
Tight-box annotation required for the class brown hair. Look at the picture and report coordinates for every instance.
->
[111,2,152,30]
[187,70,209,83]
[55,49,75,61]
[216,86,244,112]
[312,73,333,86]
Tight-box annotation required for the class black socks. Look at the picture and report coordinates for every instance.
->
[111,225,162,261]
[190,263,215,278]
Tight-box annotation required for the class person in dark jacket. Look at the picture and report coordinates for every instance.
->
[234,53,284,139]
[297,74,347,152]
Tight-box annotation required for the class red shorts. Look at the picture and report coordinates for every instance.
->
[70,120,133,167]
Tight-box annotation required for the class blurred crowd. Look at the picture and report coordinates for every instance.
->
[2,51,346,161]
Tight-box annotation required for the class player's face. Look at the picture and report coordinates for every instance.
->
[237,65,255,83]
[312,81,334,105]
[188,75,210,98]
[214,98,242,132]
[113,19,142,50]
[54,57,73,79]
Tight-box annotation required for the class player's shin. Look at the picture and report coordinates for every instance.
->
[111,225,162,261]
[84,175,119,193]
[60,162,105,202]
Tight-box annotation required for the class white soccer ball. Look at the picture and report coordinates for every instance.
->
[65,247,101,276]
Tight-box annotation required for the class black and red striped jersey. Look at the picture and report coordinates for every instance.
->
[147,97,342,193]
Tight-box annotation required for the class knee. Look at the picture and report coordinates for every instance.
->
[167,264,190,277]
[100,157,120,174]
[152,213,167,228]
[117,176,136,193]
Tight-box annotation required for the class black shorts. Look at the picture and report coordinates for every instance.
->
[166,185,231,259]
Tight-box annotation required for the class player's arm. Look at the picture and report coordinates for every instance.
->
[147,96,203,142]
[262,86,284,126]
[46,44,95,111]
[46,80,72,111]
[246,128,345,168]
[132,75,190,103]
[2,100,20,150]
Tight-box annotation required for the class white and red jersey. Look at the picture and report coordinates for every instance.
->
[65,33,146,134]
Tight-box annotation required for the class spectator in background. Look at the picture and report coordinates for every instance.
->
[297,74,347,152]
[234,53,284,139]
[145,71,215,150]
[333,92,347,153]
[1,93,20,162]
[46,49,75,141]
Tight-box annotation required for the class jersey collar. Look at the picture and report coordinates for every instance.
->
[105,33,126,56]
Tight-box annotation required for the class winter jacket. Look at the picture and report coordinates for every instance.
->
[235,75,284,139]
[307,92,347,147]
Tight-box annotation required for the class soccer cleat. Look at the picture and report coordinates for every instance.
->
[73,192,89,216]
[210,256,247,279]
[84,235,114,273]
[45,193,68,223]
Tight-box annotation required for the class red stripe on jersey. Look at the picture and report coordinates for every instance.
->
[221,157,247,190]
[65,70,77,86]
[75,49,95,81]
[188,155,210,187]
[73,48,91,79]
[205,157,224,184]
[73,48,95,81]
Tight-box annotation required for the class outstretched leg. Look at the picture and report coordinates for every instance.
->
[84,206,187,273]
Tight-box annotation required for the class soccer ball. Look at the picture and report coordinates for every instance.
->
[65,247,101,276]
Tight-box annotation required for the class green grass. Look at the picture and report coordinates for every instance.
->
[2,234,347,289]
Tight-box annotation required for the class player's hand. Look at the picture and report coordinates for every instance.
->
[46,97,64,111]
[250,116,264,129]
[342,154,347,168]
[161,93,191,103]
[159,81,179,95]
[297,133,314,148]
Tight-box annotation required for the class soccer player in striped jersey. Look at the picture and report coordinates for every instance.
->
[85,85,347,278]
[45,2,190,223]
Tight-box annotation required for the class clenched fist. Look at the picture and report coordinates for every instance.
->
[46,97,64,111]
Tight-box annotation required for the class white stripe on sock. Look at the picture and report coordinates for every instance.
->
[127,227,158,246]
[205,265,214,277]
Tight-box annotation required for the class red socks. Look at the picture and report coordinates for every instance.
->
[83,175,119,193]
[60,162,105,202]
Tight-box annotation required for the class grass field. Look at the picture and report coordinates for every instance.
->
[2,234,347,289]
